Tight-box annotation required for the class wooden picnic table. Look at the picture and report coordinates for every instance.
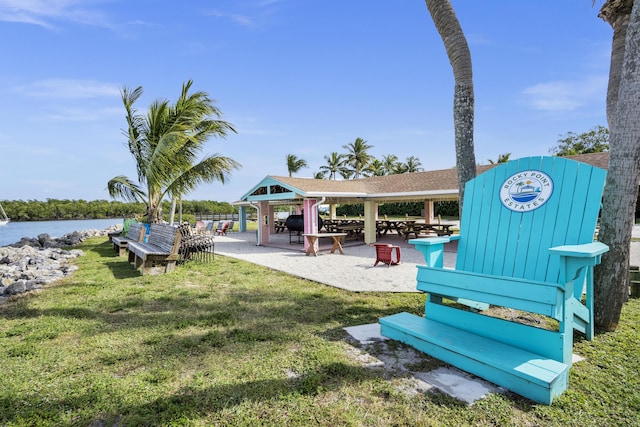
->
[302,232,347,256]
[334,224,364,239]
[402,223,454,240]
[274,220,287,233]
[376,220,415,236]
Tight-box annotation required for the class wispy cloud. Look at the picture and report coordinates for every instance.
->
[44,106,122,122]
[0,0,112,29]
[203,9,256,28]
[17,79,121,99]
[202,1,285,29]
[522,75,607,112]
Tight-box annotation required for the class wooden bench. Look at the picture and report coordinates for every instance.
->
[112,222,145,257]
[380,156,609,404]
[127,223,181,275]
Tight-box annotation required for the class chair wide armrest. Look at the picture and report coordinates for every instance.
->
[549,242,609,283]
[409,237,452,267]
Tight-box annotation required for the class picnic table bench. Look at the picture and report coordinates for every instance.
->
[127,223,181,275]
[112,222,145,257]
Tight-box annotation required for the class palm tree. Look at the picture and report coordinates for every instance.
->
[286,154,308,177]
[425,0,476,211]
[366,159,386,176]
[488,153,511,164]
[403,156,424,172]
[107,80,240,223]
[313,171,326,179]
[382,154,400,175]
[594,0,640,331]
[319,152,347,180]
[342,137,373,178]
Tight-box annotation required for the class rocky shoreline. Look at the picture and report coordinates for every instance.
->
[0,225,121,305]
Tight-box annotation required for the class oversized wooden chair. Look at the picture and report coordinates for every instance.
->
[380,156,608,404]
[371,243,401,267]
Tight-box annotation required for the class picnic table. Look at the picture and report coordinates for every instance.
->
[376,220,415,236]
[274,220,287,233]
[302,232,347,256]
[402,223,454,240]
[334,224,364,239]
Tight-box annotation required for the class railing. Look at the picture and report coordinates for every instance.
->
[194,212,258,222]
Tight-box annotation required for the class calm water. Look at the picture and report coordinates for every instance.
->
[0,218,123,247]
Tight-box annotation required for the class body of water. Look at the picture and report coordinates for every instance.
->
[0,218,124,247]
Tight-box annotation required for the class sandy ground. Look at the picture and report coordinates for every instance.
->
[213,225,640,293]
[213,231,457,292]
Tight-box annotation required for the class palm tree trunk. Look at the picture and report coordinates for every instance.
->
[599,0,634,129]
[594,0,640,330]
[424,0,476,213]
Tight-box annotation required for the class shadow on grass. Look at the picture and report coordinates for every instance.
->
[0,240,440,425]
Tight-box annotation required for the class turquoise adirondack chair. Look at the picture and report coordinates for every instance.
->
[379,156,608,404]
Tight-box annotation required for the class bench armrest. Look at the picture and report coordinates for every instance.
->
[409,236,454,267]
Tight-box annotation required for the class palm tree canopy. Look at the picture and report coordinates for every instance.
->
[108,80,240,222]
[286,154,308,177]
[319,152,348,180]
[342,137,373,179]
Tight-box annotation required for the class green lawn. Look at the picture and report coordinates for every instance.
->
[1,237,639,426]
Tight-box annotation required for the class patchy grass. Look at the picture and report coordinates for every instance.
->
[1,237,639,426]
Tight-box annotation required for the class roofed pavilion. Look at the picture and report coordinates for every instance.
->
[234,152,609,247]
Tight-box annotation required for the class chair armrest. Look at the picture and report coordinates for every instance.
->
[409,236,452,267]
[549,242,609,283]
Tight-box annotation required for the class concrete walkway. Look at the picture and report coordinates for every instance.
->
[214,226,640,292]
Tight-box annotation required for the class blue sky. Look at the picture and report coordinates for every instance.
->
[0,1,612,203]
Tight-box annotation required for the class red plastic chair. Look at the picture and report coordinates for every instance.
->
[371,243,401,267]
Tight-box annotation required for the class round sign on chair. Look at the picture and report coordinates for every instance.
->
[500,170,554,212]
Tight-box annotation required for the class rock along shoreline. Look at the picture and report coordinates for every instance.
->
[0,225,121,305]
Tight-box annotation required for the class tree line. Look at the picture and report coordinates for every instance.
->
[0,199,235,222]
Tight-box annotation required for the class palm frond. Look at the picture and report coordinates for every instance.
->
[107,175,146,203]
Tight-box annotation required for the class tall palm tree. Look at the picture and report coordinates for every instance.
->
[594,0,640,331]
[425,0,476,211]
[319,152,347,180]
[286,154,308,177]
[107,80,240,223]
[342,137,373,178]
[382,154,400,175]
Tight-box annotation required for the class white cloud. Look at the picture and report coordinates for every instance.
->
[522,75,607,112]
[44,106,120,122]
[203,9,256,28]
[18,79,121,99]
[0,0,112,29]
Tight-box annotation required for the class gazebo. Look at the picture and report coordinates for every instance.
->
[234,152,609,248]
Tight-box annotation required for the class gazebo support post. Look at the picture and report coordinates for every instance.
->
[364,201,377,244]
